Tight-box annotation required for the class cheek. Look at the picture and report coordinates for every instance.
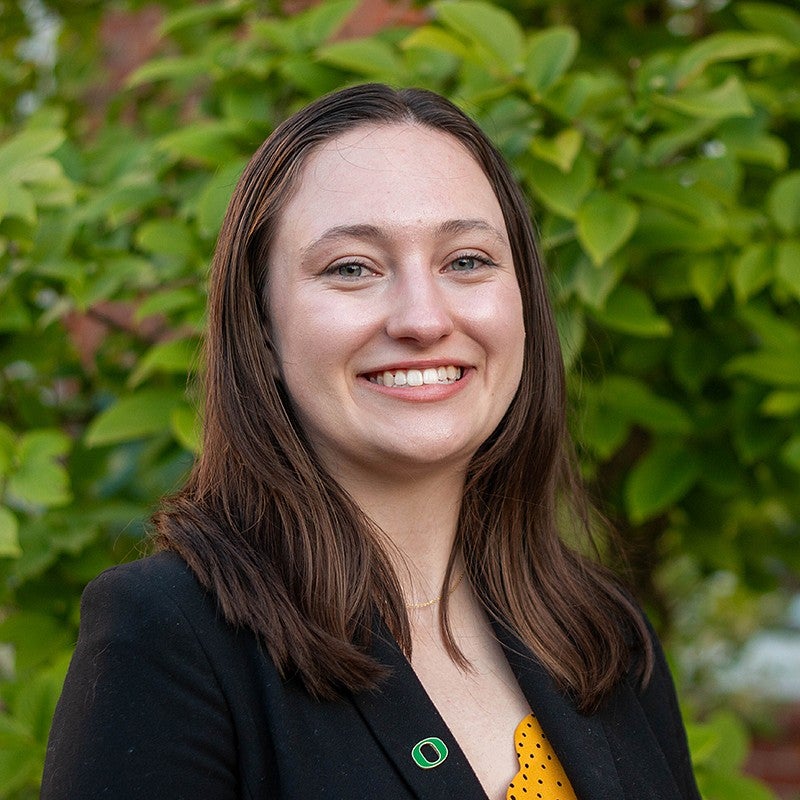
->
[468,284,525,361]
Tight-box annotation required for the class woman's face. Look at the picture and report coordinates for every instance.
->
[267,123,525,482]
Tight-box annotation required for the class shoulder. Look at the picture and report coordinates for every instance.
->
[77,550,244,674]
[43,556,247,799]
[81,550,215,629]
[84,549,204,605]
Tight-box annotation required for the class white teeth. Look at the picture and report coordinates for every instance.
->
[368,366,463,387]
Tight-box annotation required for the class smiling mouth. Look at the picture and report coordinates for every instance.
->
[367,366,463,387]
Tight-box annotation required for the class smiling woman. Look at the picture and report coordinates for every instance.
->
[41,84,701,800]
[268,122,524,479]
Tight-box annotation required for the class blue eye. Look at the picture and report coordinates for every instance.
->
[452,256,478,271]
[333,263,367,278]
[449,254,495,272]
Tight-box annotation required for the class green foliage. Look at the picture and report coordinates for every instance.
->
[688,711,777,800]
[2,0,799,796]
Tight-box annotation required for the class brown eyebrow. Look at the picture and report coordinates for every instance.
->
[300,218,509,261]
[434,218,508,247]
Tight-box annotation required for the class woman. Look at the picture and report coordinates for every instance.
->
[42,84,700,800]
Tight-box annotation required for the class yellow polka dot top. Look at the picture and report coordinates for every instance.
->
[507,713,577,800]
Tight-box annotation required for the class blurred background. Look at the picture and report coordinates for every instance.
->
[1,0,799,797]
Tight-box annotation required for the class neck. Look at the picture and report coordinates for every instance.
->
[335,464,466,602]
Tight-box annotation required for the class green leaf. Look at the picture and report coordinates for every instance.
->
[157,122,242,167]
[524,26,579,95]
[0,129,65,174]
[732,244,774,303]
[760,390,800,416]
[625,441,701,523]
[127,55,209,87]
[278,57,344,96]
[0,287,32,332]
[0,182,36,223]
[402,26,469,59]
[317,38,407,80]
[292,0,359,48]
[767,171,800,234]
[159,0,250,35]
[171,405,201,454]
[525,149,595,219]
[529,129,583,172]
[135,288,200,322]
[674,31,796,86]
[195,159,247,238]
[599,375,693,434]
[545,71,612,120]
[655,75,753,120]
[0,713,34,744]
[671,332,720,393]
[775,239,800,300]
[718,118,788,170]
[8,156,65,185]
[85,389,185,447]
[0,423,15,476]
[697,771,778,800]
[783,436,800,470]
[0,507,21,558]
[0,612,72,674]
[554,307,585,373]
[634,207,727,253]
[565,254,622,310]
[135,219,196,259]
[0,740,41,797]
[738,302,800,348]
[578,396,630,459]
[255,0,357,53]
[726,349,800,386]
[128,337,200,388]
[619,172,724,225]
[434,0,524,74]
[576,190,639,266]
[6,430,71,509]
[690,256,727,309]
[688,711,749,773]
[644,117,717,165]
[12,653,72,743]
[736,2,800,48]
[590,284,672,337]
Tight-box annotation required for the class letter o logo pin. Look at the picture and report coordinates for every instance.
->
[411,737,449,769]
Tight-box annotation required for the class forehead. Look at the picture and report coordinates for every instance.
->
[273,123,507,247]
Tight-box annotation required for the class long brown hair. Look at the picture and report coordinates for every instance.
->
[153,83,652,712]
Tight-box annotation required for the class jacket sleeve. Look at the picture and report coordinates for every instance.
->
[41,563,239,800]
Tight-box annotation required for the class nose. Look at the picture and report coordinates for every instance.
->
[384,270,455,345]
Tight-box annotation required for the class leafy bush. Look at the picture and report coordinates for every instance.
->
[1,1,798,796]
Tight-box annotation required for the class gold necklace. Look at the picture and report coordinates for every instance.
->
[405,570,465,610]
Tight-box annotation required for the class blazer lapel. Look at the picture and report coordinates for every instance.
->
[495,621,685,800]
[349,621,488,800]
[592,677,686,800]
[494,621,625,800]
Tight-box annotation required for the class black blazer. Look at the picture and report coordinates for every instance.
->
[42,552,700,799]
